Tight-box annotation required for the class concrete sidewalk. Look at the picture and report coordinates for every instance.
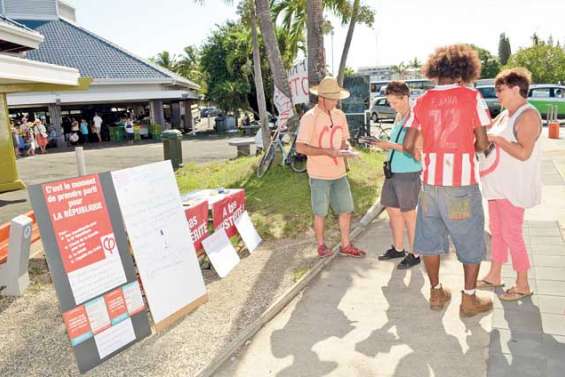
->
[216,218,493,377]
[214,131,565,377]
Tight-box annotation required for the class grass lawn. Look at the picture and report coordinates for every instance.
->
[176,150,385,239]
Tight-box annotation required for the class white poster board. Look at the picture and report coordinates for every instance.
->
[235,211,262,253]
[111,161,207,330]
[201,229,240,278]
[288,60,309,105]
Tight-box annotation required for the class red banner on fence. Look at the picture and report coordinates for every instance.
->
[212,191,246,238]
[184,200,209,251]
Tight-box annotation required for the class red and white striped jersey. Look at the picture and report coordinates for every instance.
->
[405,84,491,187]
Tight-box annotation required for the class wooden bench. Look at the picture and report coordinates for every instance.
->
[0,210,40,265]
[229,140,255,157]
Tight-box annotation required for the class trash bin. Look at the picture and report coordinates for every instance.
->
[150,123,162,140]
[215,117,226,133]
[160,129,183,170]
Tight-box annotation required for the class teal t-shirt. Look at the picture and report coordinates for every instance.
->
[387,119,422,173]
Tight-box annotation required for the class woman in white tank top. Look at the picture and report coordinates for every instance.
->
[478,68,542,301]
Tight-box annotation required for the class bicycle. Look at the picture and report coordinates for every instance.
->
[256,119,306,178]
[353,112,392,148]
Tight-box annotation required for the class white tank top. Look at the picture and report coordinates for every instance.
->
[481,103,543,208]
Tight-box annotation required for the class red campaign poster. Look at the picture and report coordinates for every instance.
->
[212,190,246,238]
[104,288,128,324]
[184,200,209,251]
[42,175,115,273]
[63,305,92,345]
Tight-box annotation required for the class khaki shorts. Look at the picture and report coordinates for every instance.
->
[309,176,354,216]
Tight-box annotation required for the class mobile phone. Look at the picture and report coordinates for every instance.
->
[484,142,495,158]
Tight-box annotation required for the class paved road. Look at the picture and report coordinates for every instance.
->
[0,134,257,224]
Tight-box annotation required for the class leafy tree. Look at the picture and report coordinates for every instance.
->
[504,44,565,83]
[176,46,207,93]
[199,22,253,114]
[471,45,501,79]
[498,33,511,65]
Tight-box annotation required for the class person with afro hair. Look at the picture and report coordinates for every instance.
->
[403,44,493,317]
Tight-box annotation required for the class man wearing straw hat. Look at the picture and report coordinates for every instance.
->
[296,76,366,258]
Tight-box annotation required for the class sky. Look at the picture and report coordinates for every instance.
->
[68,0,565,72]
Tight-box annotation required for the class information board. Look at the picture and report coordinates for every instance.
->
[29,174,151,374]
[111,161,207,331]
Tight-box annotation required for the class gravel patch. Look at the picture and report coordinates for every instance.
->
[0,230,340,377]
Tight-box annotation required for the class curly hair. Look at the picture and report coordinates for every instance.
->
[495,68,532,98]
[422,44,482,83]
[384,81,410,97]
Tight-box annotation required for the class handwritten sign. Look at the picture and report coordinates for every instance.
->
[288,60,309,105]
[184,200,209,251]
[212,190,246,238]
[112,161,207,327]
[274,86,293,131]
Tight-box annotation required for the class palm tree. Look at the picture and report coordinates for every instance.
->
[409,57,422,79]
[240,0,271,149]
[255,0,295,113]
[336,0,359,87]
[151,50,177,71]
[392,63,408,80]
[307,0,326,95]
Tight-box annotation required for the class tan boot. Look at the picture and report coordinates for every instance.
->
[460,291,493,317]
[430,285,451,310]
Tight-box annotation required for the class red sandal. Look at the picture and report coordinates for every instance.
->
[317,244,334,258]
[339,244,366,258]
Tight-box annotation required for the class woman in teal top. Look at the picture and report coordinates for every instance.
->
[370,81,422,269]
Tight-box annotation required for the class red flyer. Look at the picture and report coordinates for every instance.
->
[63,305,93,346]
[104,288,128,324]
[184,200,209,251]
[42,175,114,273]
[212,191,246,238]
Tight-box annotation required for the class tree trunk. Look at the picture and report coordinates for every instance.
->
[255,0,294,105]
[306,0,326,103]
[250,5,271,149]
[337,0,359,87]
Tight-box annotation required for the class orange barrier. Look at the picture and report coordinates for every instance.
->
[0,210,40,264]
[548,121,560,139]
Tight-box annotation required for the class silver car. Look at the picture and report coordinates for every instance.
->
[370,96,396,123]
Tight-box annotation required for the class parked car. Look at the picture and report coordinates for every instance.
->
[528,84,565,118]
[200,106,222,118]
[370,96,396,122]
[476,85,502,117]
[477,84,565,119]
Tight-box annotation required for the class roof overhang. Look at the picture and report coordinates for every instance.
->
[0,53,82,90]
[8,88,198,107]
[0,20,44,52]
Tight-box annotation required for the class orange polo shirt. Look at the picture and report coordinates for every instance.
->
[297,105,350,180]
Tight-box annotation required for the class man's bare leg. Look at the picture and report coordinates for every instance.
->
[338,212,351,247]
[424,255,441,288]
[314,215,326,246]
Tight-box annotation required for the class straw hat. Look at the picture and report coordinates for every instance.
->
[309,76,350,100]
